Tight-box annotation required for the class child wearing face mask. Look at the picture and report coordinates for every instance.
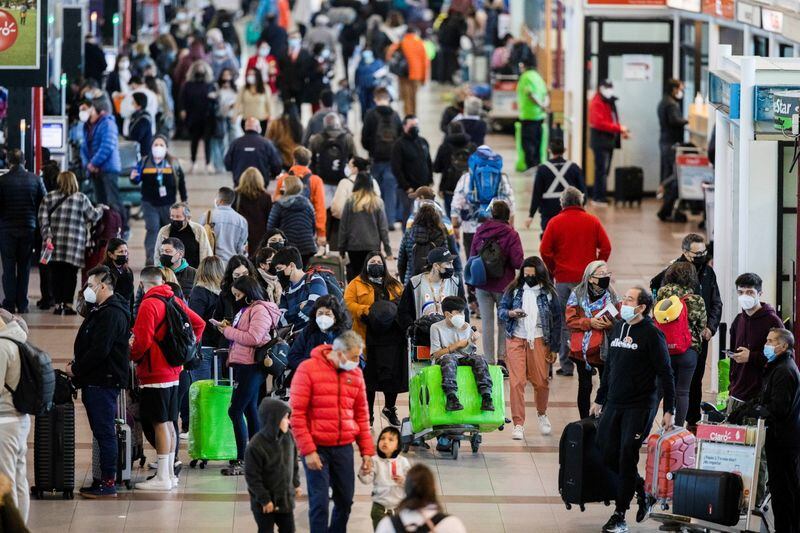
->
[287,296,352,370]
[359,427,412,530]
[429,296,495,412]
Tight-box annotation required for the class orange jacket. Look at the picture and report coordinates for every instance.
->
[343,275,403,349]
[272,165,326,238]
[388,34,429,82]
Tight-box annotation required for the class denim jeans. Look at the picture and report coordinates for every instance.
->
[178,349,213,432]
[555,282,577,374]
[303,444,355,533]
[82,386,119,480]
[475,289,506,362]
[141,201,171,265]
[0,227,35,312]
[229,363,263,461]
[372,162,397,226]
[591,147,613,202]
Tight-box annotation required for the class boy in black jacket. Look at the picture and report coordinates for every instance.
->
[245,398,300,533]
[591,286,675,533]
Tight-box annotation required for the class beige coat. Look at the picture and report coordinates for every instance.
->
[153,220,213,266]
[0,321,28,419]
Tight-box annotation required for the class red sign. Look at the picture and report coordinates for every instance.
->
[696,424,747,444]
[703,0,734,20]
[587,0,666,5]
[0,9,19,53]
[676,154,710,167]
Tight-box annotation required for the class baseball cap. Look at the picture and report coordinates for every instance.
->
[427,247,453,265]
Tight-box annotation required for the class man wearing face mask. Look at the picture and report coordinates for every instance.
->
[273,246,329,328]
[728,273,783,406]
[589,79,629,205]
[206,28,240,80]
[158,238,196,298]
[246,40,279,94]
[154,203,212,269]
[278,32,314,111]
[68,265,131,498]
[590,286,675,533]
[290,330,375,533]
[391,115,433,227]
[657,79,688,184]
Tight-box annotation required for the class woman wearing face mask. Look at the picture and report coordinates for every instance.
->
[179,60,217,174]
[588,79,630,205]
[215,276,282,476]
[130,135,188,263]
[330,157,381,222]
[338,172,393,281]
[253,246,282,305]
[236,68,272,134]
[256,228,288,255]
[267,175,318,268]
[102,238,134,313]
[212,255,259,347]
[210,68,238,173]
[106,54,132,107]
[246,40,280,94]
[344,252,406,426]
[287,296,352,370]
[499,257,561,440]
[397,204,462,285]
[565,260,619,418]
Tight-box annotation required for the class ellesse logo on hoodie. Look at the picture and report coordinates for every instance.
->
[610,323,639,350]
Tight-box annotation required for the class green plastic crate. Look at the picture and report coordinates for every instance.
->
[409,364,505,433]
[187,379,238,461]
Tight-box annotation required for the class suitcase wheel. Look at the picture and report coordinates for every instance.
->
[565,503,572,510]
[579,504,586,512]
[603,500,610,507]
[125,480,133,490]
[63,490,74,500]
[190,459,198,468]
[470,433,481,453]
[450,439,459,460]
[401,441,411,454]
[199,460,208,469]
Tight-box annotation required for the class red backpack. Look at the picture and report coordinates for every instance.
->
[654,296,692,355]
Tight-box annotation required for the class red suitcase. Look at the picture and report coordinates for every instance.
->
[645,427,696,501]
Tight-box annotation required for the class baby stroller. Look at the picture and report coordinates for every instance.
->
[399,315,506,459]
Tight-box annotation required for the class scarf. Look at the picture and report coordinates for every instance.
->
[567,290,613,367]
[521,284,541,345]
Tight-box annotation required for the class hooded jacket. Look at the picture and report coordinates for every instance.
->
[244,399,301,511]
[273,165,327,238]
[72,293,131,388]
[433,132,476,194]
[0,320,28,420]
[468,219,524,293]
[290,344,375,457]
[729,303,784,401]
[130,284,206,385]
[588,92,622,151]
[655,283,707,352]
[391,132,433,191]
[223,300,282,366]
[0,165,46,231]
[361,105,403,161]
[267,194,318,256]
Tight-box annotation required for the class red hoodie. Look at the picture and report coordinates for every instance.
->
[290,344,375,457]
[130,284,206,385]
[540,206,612,284]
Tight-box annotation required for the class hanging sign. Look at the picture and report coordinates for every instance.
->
[762,8,784,33]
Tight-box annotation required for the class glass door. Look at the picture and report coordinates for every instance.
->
[777,142,797,324]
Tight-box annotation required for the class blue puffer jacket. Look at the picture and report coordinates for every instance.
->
[81,113,122,174]
[267,194,318,256]
[498,285,562,350]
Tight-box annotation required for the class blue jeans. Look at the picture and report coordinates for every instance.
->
[141,201,171,265]
[229,363,263,461]
[0,227,35,312]
[82,386,119,480]
[304,444,355,533]
[178,350,213,432]
[372,162,397,226]
[591,147,613,202]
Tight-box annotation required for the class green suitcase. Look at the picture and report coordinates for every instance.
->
[187,379,238,461]
[409,365,505,433]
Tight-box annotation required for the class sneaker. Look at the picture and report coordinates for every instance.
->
[445,394,464,412]
[538,414,552,436]
[187,162,195,174]
[591,200,610,208]
[179,432,189,440]
[148,461,157,470]
[79,479,101,494]
[635,479,648,523]
[173,461,182,477]
[555,368,573,377]
[172,477,180,489]
[480,394,495,411]
[511,425,524,440]
[221,463,245,476]
[80,483,118,499]
[135,477,173,491]
[602,513,629,533]
[382,407,401,426]
[206,163,216,174]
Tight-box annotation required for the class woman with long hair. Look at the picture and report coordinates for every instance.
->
[212,255,259,341]
[566,260,619,418]
[344,252,405,425]
[266,116,300,170]
[38,171,104,315]
[338,172,392,281]
[180,60,216,173]
[236,67,272,133]
[252,246,282,305]
[397,204,462,284]
[234,167,273,254]
[499,256,561,439]
[102,238,134,313]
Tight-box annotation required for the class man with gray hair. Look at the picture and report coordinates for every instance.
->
[290,330,375,533]
[540,186,612,377]
[153,202,212,268]
[309,111,356,203]
[223,117,282,188]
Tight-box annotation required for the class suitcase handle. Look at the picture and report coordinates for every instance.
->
[212,348,235,386]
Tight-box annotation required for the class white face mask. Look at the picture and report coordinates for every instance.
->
[339,357,359,371]
[79,109,91,123]
[83,286,97,304]
[450,314,466,329]
[343,165,353,178]
[246,75,257,85]
[675,90,684,100]
[600,87,614,99]
[152,145,167,159]
[316,315,335,331]
[738,294,758,311]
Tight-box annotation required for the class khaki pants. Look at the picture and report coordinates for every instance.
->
[399,78,420,116]
[506,337,550,426]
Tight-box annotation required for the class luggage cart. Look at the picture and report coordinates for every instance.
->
[488,74,519,131]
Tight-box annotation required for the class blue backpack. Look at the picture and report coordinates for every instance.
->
[463,149,504,222]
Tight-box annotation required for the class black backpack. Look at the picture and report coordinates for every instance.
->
[479,238,507,279]
[388,49,409,77]
[442,146,472,193]
[411,229,446,278]
[373,112,399,161]
[148,295,198,368]
[314,133,348,186]
[390,512,449,532]
[3,339,55,415]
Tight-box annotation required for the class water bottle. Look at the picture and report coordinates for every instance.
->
[40,241,54,265]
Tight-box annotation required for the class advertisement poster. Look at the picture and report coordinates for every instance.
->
[699,442,757,506]
[622,55,654,82]
[0,0,41,69]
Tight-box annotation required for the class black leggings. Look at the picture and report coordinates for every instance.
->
[576,362,605,419]
[49,261,79,305]
[366,389,398,420]
[188,123,212,164]
[345,250,370,282]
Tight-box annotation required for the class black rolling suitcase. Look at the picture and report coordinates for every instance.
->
[672,469,743,526]
[614,166,644,206]
[31,402,76,499]
[558,418,618,511]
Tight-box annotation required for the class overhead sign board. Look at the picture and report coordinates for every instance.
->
[762,8,784,32]
[587,0,666,6]
[703,0,734,19]
[667,0,702,12]
[737,2,762,27]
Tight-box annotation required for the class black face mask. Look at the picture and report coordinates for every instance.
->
[408,126,419,138]
[160,254,175,267]
[277,268,292,288]
[594,276,611,290]
[440,266,455,279]
[367,264,385,279]
[524,276,538,287]
[691,255,708,266]
[269,240,285,250]
[170,220,185,233]
[113,255,128,266]
[233,298,248,311]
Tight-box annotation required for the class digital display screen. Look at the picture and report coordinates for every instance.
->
[41,121,64,150]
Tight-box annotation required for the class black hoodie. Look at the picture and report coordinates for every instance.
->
[596,317,676,413]
[72,292,131,388]
[244,399,300,512]
[361,105,403,161]
[433,132,476,194]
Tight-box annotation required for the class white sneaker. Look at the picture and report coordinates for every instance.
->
[187,162,194,174]
[172,477,179,489]
[538,414,552,436]
[206,163,216,174]
[179,432,189,440]
[512,425,524,440]
[135,477,173,491]
[148,461,157,470]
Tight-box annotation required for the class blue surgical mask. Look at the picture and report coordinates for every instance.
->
[620,305,637,322]
[763,344,778,362]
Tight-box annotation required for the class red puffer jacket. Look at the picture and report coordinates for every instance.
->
[290,344,376,457]
[130,284,206,385]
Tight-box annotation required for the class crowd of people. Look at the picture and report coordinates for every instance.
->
[0,1,798,533]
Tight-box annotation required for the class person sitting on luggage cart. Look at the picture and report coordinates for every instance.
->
[590,286,675,533]
[429,296,494,412]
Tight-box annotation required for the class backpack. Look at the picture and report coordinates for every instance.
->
[479,238,506,279]
[390,512,449,533]
[148,295,198,367]
[464,152,504,222]
[653,296,692,355]
[204,209,217,253]
[305,266,345,301]
[388,49,409,78]
[3,339,55,415]
[411,229,446,277]
[442,146,471,193]
[373,112,399,161]
[314,133,348,186]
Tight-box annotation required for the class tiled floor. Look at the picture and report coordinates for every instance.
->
[23,83,704,532]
